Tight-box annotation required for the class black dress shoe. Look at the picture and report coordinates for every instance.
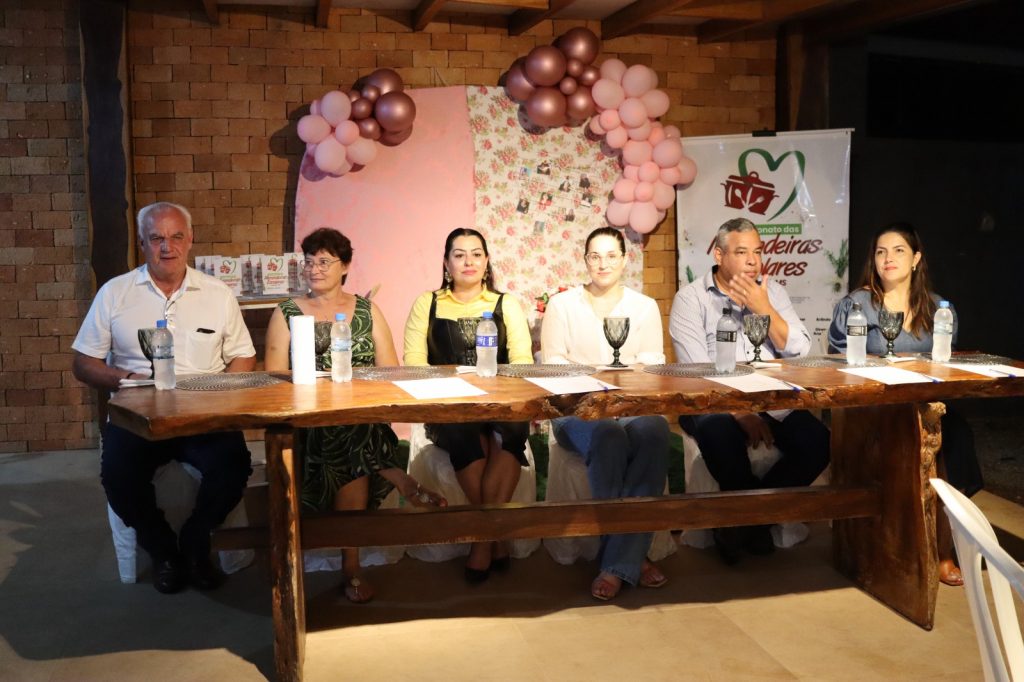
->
[464,565,490,585]
[153,559,187,594]
[744,525,776,556]
[712,527,743,566]
[187,555,225,591]
[490,556,511,574]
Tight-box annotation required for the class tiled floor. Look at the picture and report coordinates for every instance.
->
[2,449,1020,681]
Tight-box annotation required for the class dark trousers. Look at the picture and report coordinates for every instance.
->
[101,422,251,562]
[678,410,830,491]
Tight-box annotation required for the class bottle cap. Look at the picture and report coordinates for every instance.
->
[852,302,862,312]
[156,320,167,329]
[482,311,493,319]
[939,300,950,308]
[335,313,346,321]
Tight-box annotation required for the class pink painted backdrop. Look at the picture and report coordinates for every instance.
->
[294,87,475,357]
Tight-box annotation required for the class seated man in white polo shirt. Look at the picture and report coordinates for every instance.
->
[72,201,256,594]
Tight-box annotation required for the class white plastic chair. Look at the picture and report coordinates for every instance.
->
[930,478,1024,682]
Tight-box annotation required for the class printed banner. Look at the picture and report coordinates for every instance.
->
[676,130,852,351]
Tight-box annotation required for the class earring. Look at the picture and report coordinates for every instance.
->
[444,271,452,284]
[912,265,917,272]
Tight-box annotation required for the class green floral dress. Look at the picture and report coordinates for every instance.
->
[279,296,400,511]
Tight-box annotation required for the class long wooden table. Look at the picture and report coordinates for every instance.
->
[108,357,1024,682]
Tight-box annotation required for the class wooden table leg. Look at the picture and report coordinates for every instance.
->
[266,426,305,681]
[832,402,944,629]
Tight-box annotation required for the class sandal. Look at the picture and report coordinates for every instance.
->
[939,559,964,587]
[639,561,668,589]
[590,573,622,601]
[342,575,374,603]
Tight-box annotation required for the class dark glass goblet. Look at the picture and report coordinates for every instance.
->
[603,317,630,368]
[878,308,905,359]
[457,316,482,365]
[742,314,771,362]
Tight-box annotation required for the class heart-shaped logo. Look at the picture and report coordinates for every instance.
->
[737,148,806,221]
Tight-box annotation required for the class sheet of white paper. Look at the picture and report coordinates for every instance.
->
[455,365,476,374]
[946,363,1020,378]
[525,376,619,394]
[706,373,801,393]
[885,355,916,363]
[393,377,488,400]
[839,366,935,385]
[749,361,781,370]
[119,378,156,388]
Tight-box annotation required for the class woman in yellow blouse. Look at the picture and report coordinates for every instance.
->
[404,227,533,583]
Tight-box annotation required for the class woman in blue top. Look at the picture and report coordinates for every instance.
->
[828,223,982,586]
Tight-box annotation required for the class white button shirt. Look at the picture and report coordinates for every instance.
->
[73,266,255,376]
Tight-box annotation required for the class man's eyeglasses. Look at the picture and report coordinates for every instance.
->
[302,258,341,272]
[585,252,623,266]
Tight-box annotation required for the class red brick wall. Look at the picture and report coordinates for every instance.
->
[0,1,775,453]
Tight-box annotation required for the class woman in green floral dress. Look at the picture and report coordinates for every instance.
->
[265,227,445,603]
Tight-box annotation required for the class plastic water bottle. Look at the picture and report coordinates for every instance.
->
[715,307,738,373]
[330,313,352,383]
[475,311,499,377]
[846,302,868,366]
[932,301,954,362]
[152,319,175,390]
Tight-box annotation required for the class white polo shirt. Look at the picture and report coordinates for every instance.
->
[73,265,255,376]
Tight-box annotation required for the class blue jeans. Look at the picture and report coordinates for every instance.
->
[551,415,670,585]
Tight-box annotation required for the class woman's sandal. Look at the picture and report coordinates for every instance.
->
[342,575,374,603]
[939,559,964,587]
[590,573,622,601]
[639,562,668,589]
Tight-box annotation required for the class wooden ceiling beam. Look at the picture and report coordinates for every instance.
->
[315,0,330,28]
[669,0,763,21]
[803,0,985,44]
[199,0,219,24]
[602,0,701,40]
[413,0,447,30]
[697,0,838,43]
[508,0,578,37]
[460,0,547,8]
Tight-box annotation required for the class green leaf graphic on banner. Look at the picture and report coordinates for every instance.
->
[738,149,806,221]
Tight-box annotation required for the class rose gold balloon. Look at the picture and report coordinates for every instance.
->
[360,84,381,103]
[504,59,536,103]
[565,86,595,121]
[375,91,417,132]
[380,125,413,146]
[348,89,361,102]
[357,117,382,140]
[350,97,373,120]
[365,68,404,95]
[555,27,600,65]
[579,65,599,87]
[559,76,578,95]
[524,46,567,87]
[566,58,584,78]
[526,87,567,128]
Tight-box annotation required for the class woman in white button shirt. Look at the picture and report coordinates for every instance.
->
[540,227,670,601]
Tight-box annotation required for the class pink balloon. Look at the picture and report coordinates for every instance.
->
[639,161,660,183]
[591,79,625,111]
[310,99,321,116]
[606,199,632,227]
[314,136,347,175]
[622,140,653,166]
[653,181,676,210]
[629,200,660,234]
[297,114,331,144]
[605,125,628,149]
[526,87,567,128]
[663,125,681,139]
[334,120,360,146]
[660,166,682,186]
[626,121,652,141]
[623,164,640,181]
[305,141,317,154]
[320,90,352,127]
[345,137,377,166]
[599,109,620,131]
[613,178,637,203]
[653,138,684,168]
[622,64,655,98]
[678,156,698,185]
[618,97,647,128]
[589,116,606,135]
[634,181,654,202]
[599,58,627,84]
[641,89,670,119]
[648,124,667,146]
[524,45,567,87]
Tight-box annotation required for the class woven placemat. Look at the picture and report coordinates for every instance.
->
[643,363,756,378]
[784,355,888,369]
[497,364,597,378]
[351,366,454,381]
[917,352,1014,365]
[176,372,284,391]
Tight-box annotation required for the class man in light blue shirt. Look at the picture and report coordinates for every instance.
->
[670,218,829,565]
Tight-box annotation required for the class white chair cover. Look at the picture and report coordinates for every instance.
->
[405,424,540,562]
[302,486,405,572]
[931,479,1024,682]
[542,438,678,565]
